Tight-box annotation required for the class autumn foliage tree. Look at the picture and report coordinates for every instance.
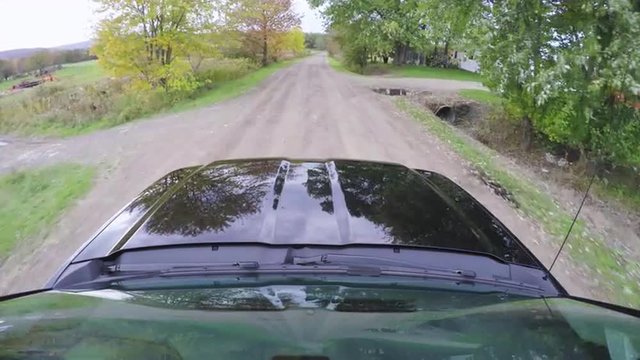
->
[93,0,218,91]
[226,0,300,65]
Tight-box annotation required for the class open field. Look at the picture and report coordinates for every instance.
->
[0,58,303,137]
[0,60,105,92]
[53,60,106,84]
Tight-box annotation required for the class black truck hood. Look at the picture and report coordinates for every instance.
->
[73,159,539,267]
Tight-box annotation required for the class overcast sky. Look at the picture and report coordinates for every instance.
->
[0,0,325,51]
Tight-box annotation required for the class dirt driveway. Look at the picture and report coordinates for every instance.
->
[0,53,593,298]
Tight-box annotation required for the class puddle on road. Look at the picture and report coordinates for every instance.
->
[373,88,408,96]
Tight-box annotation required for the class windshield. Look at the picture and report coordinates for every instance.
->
[1,283,639,359]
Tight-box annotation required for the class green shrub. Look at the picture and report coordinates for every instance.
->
[195,58,258,89]
[0,78,172,134]
[0,56,271,136]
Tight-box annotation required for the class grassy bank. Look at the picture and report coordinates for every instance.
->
[0,164,95,261]
[327,56,352,73]
[0,57,302,137]
[456,89,640,217]
[458,89,502,105]
[396,98,640,308]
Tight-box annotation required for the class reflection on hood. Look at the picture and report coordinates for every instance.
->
[79,160,537,266]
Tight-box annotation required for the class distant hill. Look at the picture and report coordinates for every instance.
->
[0,41,92,60]
[54,41,93,51]
[0,48,47,60]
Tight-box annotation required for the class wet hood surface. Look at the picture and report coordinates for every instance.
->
[76,159,538,266]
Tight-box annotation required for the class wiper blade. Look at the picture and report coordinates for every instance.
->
[65,255,542,295]
[292,253,477,279]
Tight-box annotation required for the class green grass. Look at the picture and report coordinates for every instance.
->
[0,164,95,261]
[390,65,482,82]
[171,58,302,112]
[0,60,106,92]
[327,56,351,73]
[1,58,302,138]
[326,57,483,82]
[396,98,640,309]
[54,60,106,84]
[459,89,502,105]
[0,78,23,91]
[593,180,640,213]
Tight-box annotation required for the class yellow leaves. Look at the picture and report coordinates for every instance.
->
[93,0,222,91]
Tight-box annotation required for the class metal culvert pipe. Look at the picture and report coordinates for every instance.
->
[435,106,456,123]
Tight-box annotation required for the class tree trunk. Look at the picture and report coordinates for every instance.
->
[443,41,450,67]
[393,43,406,65]
[382,55,389,64]
[165,45,172,65]
[521,116,533,150]
[393,45,400,65]
[262,32,268,67]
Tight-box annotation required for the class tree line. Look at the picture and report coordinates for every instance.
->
[93,0,304,94]
[312,0,640,167]
[0,49,96,80]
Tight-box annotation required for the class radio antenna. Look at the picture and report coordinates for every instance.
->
[548,169,598,272]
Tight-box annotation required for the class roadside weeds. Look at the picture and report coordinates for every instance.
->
[395,98,640,309]
[0,58,305,138]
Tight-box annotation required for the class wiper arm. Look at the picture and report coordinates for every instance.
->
[292,253,477,279]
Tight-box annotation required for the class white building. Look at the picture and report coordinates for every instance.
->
[452,51,480,73]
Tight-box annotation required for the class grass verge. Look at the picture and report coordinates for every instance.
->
[594,182,640,213]
[396,98,640,308]
[390,65,483,82]
[0,164,95,261]
[171,58,301,112]
[326,57,483,82]
[327,56,352,73]
[458,89,502,105]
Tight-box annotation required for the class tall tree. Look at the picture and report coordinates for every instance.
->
[27,50,54,74]
[93,0,218,89]
[480,0,557,150]
[481,0,640,165]
[227,0,300,65]
[310,0,482,67]
[0,60,16,80]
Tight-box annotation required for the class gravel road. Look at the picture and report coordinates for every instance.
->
[0,53,594,298]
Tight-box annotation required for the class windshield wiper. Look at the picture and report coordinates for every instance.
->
[291,253,478,279]
[64,253,542,295]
